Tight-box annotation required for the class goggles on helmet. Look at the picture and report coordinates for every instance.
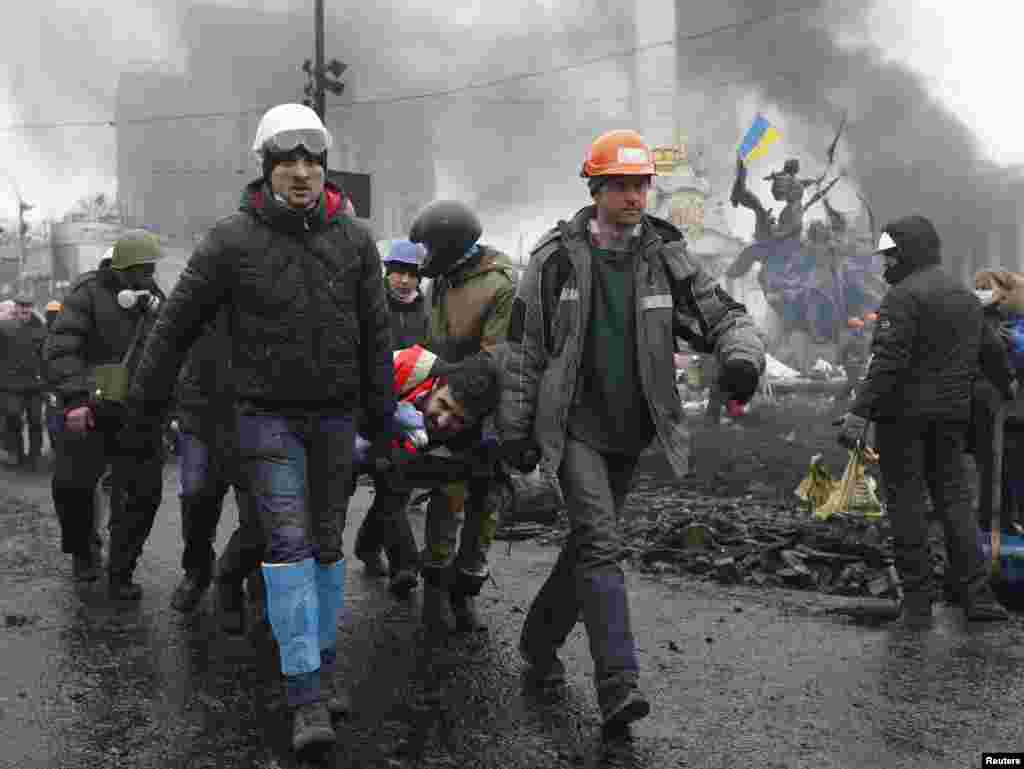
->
[262,128,330,157]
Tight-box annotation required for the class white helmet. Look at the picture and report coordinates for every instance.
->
[251,103,333,160]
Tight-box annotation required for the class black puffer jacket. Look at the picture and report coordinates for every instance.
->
[0,315,46,392]
[388,291,428,351]
[852,215,996,421]
[175,308,234,433]
[130,180,395,429]
[44,266,165,409]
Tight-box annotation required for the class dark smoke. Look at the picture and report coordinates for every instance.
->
[677,0,1023,274]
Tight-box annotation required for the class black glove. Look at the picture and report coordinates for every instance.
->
[91,399,127,433]
[116,401,166,457]
[836,412,869,451]
[501,438,541,474]
[718,360,760,404]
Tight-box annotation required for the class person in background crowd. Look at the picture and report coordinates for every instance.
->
[167,309,254,621]
[408,199,516,634]
[353,238,429,585]
[0,295,46,468]
[838,217,1009,624]
[499,129,765,735]
[121,103,394,755]
[44,231,167,590]
[42,300,64,455]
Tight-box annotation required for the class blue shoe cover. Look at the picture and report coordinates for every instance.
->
[317,559,346,650]
[262,559,320,676]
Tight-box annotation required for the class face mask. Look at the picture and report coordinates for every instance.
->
[117,289,160,312]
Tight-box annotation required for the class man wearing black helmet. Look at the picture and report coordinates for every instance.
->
[408,200,516,634]
[837,215,1009,625]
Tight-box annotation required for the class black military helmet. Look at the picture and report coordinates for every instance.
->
[409,200,482,278]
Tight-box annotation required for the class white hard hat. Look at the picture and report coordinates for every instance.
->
[99,246,115,267]
[251,103,333,159]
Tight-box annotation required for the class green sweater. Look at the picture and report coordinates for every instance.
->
[568,245,656,455]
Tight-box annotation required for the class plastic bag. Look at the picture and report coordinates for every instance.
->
[815,448,884,520]
[795,453,836,511]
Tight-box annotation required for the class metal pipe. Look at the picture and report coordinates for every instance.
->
[314,0,325,119]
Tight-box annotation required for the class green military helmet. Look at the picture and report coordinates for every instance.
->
[111,229,164,271]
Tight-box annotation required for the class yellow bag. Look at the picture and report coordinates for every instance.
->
[815,449,885,520]
[795,454,836,511]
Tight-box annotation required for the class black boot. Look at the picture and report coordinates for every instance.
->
[292,701,336,754]
[108,572,143,601]
[72,553,99,583]
[450,569,487,633]
[900,591,933,628]
[964,581,1009,621]
[354,513,387,576]
[170,570,212,612]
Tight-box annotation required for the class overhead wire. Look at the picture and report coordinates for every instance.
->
[0,2,822,132]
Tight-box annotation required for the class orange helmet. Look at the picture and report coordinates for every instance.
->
[847,317,865,329]
[46,300,62,313]
[864,312,879,322]
[581,129,656,178]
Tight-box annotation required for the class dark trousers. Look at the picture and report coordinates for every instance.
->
[52,426,163,575]
[354,471,421,574]
[236,409,356,565]
[970,380,1024,529]
[176,429,251,578]
[876,419,988,597]
[521,439,640,708]
[2,390,43,460]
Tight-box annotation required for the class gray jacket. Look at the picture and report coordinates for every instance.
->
[498,206,765,477]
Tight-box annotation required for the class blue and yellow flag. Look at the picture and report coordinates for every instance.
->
[738,114,781,163]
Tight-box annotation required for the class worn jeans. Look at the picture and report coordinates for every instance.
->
[521,438,640,695]
[52,425,164,575]
[176,426,250,577]
[236,409,356,565]
[876,419,988,597]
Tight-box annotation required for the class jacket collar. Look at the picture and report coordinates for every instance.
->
[240,179,345,234]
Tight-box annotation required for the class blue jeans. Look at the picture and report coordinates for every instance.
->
[237,409,356,565]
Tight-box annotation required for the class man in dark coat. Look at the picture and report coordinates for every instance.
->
[0,296,46,467]
[123,103,394,753]
[838,215,1009,624]
[43,232,166,588]
[352,239,428,590]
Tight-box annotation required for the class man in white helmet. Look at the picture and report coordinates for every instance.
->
[123,104,395,755]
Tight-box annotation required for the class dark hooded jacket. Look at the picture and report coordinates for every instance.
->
[0,314,46,393]
[128,180,395,430]
[44,265,165,409]
[852,215,1006,421]
[388,289,428,351]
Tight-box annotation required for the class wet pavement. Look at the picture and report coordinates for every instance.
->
[2,460,1024,769]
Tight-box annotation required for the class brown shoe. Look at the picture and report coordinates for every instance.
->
[72,554,99,583]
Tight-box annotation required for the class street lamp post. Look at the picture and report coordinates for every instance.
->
[301,0,346,121]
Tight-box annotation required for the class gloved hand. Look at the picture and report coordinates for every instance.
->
[501,437,541,474]
[718,359,760,404]
[836,412,869,451]
[64,405,95,433]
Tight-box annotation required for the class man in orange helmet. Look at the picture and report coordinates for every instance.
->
[498,129,765,735]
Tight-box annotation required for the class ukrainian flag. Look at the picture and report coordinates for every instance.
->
[738,113,781,164]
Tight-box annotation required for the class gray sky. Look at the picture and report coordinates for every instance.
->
[1,0,1019,260]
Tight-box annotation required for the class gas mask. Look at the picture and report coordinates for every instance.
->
[117,289,161,313]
